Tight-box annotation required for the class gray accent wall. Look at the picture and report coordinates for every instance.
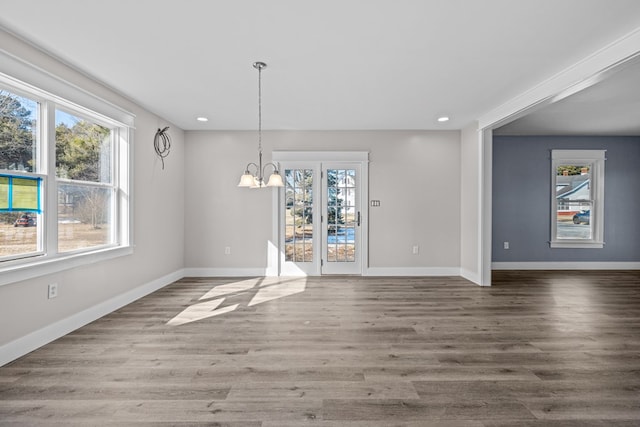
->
[492,135,640,262]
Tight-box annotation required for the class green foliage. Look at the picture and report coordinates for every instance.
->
[0,91,36,172]
[55,116,111,228]
[286,169,314,226]
[285,169,345,227]
[327,169,345,226]
[56,120,110,181]
[557,165,589,176]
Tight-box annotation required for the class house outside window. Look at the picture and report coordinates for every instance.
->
[550,149,605,248]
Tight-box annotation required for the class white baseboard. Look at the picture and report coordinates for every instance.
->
[184,268,267,277]
[0,269,185,367]
[460,268,482,285]
[187,267,468,278]
[492,262,640,270]
[186,267,468,278]
[364,267,461,276]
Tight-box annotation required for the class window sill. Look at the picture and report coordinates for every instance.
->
[0,245,133,287]
[550,241,604,249]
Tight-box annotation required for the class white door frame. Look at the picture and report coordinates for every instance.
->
[320,162,363,275]
[271,151,369,276]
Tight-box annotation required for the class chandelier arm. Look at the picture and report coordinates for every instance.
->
[262,161,281,175]
[244,162,259,175]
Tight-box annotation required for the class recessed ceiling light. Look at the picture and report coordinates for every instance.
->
[196,117,209,122]
[437,116,450,123]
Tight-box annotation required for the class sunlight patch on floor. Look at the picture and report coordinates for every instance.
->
[198,278,260,300]
[249,280,306,306]
[167,277,307,326]
[166,298,240,326]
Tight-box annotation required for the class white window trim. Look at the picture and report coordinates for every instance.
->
[0,50,135,127]
[0,57,134,287]
[550,149,605,249]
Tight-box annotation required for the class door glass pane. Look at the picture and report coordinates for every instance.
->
[326,169,356,263]
[556,164,592,240]
[285,169,313,262]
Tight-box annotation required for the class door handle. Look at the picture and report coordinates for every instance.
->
[357,211,361,226]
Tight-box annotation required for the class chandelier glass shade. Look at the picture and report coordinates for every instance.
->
[238,61,284,189]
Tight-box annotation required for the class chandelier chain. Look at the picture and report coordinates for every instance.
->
[257,63,262,154]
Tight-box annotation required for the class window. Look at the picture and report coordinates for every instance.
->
[0,74,132,283]
[550,149,605,248]
[0,90,42,261]
[56,109,114,253]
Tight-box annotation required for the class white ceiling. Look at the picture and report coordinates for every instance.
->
[1,0,640,132]
[495,58,640,135]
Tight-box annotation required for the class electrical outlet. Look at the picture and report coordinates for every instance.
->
[503,241,510,250]
[224,246,231,255]
[412,245,419,255]
[48,283,58,299]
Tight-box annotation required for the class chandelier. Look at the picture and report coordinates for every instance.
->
[237,61,284,188]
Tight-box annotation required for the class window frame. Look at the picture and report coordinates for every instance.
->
[0,171,46,262]
[54,107,118,254]
[0,66,133,287]
[550,149,605,249]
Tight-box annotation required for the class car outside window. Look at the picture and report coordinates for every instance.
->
[550,150,605,248]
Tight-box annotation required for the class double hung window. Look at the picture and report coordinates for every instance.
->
[1,89,43,260]
[550,149,605,248]
[0,73,132,282]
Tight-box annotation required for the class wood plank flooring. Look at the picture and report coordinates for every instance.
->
[1,271,640,426]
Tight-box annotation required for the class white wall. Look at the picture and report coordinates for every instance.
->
[460,122,481,283]
[0,32,185,351]
[184,130,461,274]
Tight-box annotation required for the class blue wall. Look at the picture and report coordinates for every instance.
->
[492,135,640,262]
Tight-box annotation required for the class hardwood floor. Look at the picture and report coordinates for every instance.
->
[1,271,640,426]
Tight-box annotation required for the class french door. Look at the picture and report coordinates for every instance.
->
[321,164,362,274]
[279,159,364,275]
